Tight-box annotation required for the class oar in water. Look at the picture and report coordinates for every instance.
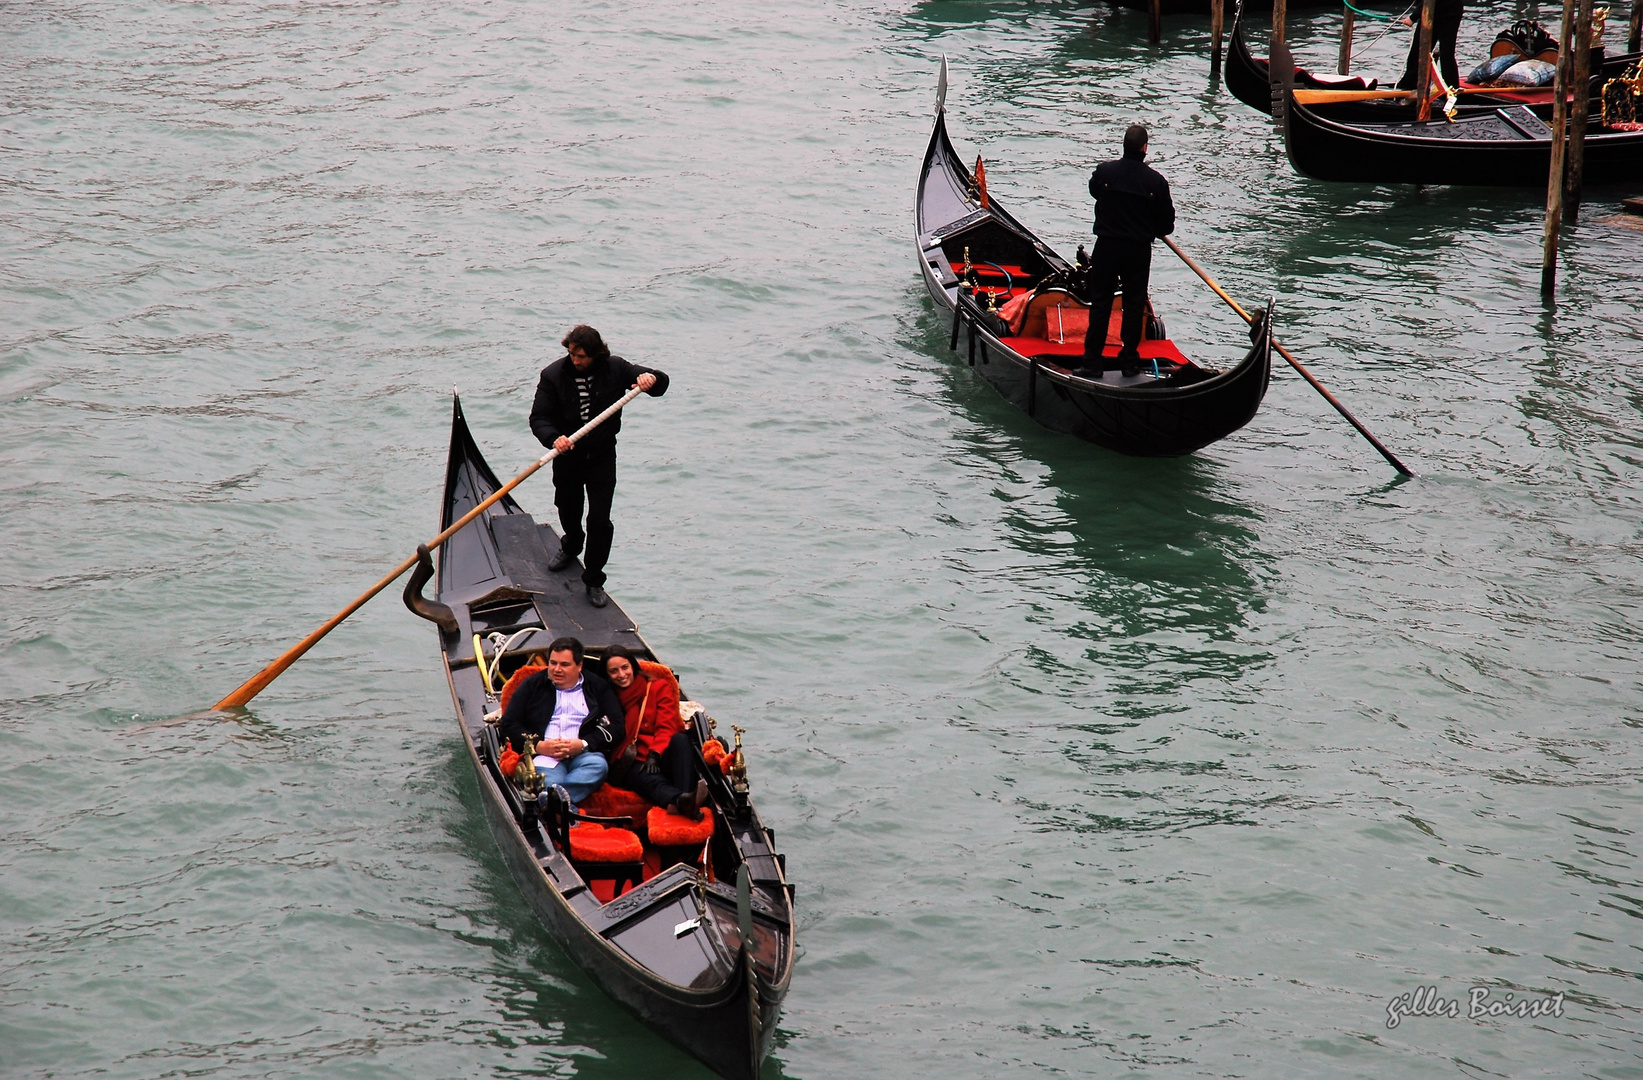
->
[212,383,650,710]
[1163,237,1415,478]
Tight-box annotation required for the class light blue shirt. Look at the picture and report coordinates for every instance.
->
[545,676,590,743]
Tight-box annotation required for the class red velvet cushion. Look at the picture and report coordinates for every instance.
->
[996,337,1196,368]
[569,823,643,863]
[647,805,715,846]
[498,657,546,712]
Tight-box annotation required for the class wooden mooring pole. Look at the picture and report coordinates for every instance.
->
[1564,0,1598,220]
[1338,5,1357,74]
[1414,0,1437,114]
[1631,0,1641,52]
[1541,0,1579,297]
[1271,0,1289,117]
[1212,0,1226,75]
[1150,0,1162,44]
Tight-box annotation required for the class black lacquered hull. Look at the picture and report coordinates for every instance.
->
[916,109,1271,458]
[1283,93,1643,186]
[429,399,793,1080]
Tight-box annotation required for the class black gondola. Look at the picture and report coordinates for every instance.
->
[1230,0,1643,146]
[1275,57,1643,185]
[917,66,1273,458]
[406,397,794,1080]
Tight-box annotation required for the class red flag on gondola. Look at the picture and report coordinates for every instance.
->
[974,155,989,209]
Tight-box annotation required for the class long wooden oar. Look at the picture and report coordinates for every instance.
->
[1163,237,1414,477]
[1293,86,1544,105]
[213,384,649,710]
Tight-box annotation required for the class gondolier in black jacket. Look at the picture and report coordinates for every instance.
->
[1078,124,1176,379]
[530,325,668,608]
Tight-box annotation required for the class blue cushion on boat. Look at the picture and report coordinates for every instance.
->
[1468,54,1518,84]
[1497,59,1557,86]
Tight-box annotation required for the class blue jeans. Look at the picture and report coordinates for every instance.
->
[534,751,609,805]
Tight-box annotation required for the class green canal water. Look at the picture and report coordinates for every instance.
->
[3,1,1641,1076]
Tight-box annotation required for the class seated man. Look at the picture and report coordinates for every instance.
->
[497,635,622,806]
[603,645,709,818]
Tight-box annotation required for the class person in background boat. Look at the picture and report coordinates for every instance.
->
[531,325,669,609]
[1076,123,1175,380]
[603,645,710,819]
[1396,0,1465,90]
[498,636,623,806]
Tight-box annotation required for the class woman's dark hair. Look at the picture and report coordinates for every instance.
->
[602,644,644,682]
[548,636,584,665]
[1123,123,1149,158]
[561,324,610,363]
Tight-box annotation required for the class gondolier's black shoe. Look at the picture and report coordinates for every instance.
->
[586,584,608,608]
[1118,350,1143,378]
[548,547,575,572]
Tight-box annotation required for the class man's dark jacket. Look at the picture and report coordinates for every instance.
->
[1089,154,1176,243]
[498,669,625,759]
[529,354,669,460]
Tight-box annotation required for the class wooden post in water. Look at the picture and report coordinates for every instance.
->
[1212,0,1226,75]
[1271,0,1289,118]
[1414,0,1437,111]
[1631,0,1641,52]
[1564,0,1598,219]
[1541,0,1579,297]
[1149,0,1162,44]
[1339,5,1357,74]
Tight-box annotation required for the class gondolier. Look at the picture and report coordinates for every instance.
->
[530,324,668,608]
[1077,124,1175,379]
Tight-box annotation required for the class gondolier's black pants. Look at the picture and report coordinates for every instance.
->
[1082,236,1151,367]
[552,450,617,589]
[1397,0,1463,89]
[611,731,699,809]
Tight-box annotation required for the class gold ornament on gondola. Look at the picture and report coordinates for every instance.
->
[1600,60,1643,130]
[514,737,545,798]
[962,246,977,292]
[728,724,749,796]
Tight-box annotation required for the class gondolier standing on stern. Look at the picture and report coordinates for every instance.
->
[1077,124,1175,379]
[531,325,668,608]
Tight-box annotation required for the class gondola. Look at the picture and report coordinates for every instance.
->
[404,397,794,1080]
[917,65,1273,458]
[1228,0,1641,122]
[1275,54,1643,185]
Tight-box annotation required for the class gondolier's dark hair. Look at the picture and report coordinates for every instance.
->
[548,636,584,664]
[561,325,610,363]
[602,644,644,680]
[1124,124,1148,157]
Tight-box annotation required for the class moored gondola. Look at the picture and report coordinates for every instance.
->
[1229,0,1642,123]
[1275,58,1643,185]
[917,66,1273,458]
[406,397,794,1080]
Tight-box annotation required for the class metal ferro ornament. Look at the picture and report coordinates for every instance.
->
[729,725,749,795]
[515,737,545,798]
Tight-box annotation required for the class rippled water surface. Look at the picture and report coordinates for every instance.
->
[4,1,1642,1076]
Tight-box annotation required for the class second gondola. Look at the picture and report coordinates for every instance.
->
[917,65,1273,458]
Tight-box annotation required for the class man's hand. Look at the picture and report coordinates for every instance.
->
[535,737,585,761]
[553,436,573,453]
[634,372,657,392]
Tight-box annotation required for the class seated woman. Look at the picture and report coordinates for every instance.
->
[603,645,709,818]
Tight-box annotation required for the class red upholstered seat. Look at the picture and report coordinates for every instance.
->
[647,805,715,847]
[997,337,1195,369]
[569,823,644,863]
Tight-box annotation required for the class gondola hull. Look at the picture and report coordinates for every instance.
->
[916,110,1271,458]
[1281,82,1643,186]
[426,400,794,1080]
